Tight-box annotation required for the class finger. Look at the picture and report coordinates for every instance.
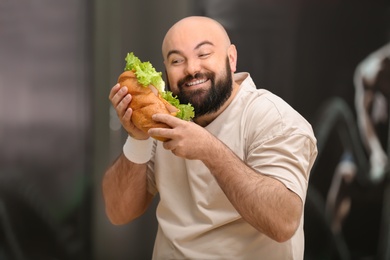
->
[117,93,132,118]
[148,127,172,141]
[152,113,181,127]
[111,86,128,107]
[122,106,132,122]
[162,140,174,151]
[122,107,136,131]
[108,83,121,100]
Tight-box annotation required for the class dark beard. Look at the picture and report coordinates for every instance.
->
[166,57,233,118]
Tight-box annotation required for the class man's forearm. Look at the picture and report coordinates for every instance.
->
[102,153,153,225]
[202,140,302,242]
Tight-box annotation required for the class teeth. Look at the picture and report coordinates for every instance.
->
[187,79,207,86]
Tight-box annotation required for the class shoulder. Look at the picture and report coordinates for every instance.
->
[238,83,316,145]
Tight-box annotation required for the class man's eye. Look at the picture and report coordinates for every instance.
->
[171,59,183,64]
[199,53,210,58]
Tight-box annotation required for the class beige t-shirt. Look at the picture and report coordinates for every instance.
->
[147,73,317,260]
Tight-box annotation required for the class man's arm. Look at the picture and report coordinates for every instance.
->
[202,138,302,243]
[149,114,306,242]
[102,153,154,225]
[103,83,155,225]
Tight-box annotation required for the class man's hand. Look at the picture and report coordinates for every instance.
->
[148,114,216,159]
[109,83,150,140]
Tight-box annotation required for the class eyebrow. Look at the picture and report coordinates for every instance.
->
[166,40,214,59]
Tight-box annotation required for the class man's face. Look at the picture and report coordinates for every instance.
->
[166,57,233,117]
[162,17,237,119]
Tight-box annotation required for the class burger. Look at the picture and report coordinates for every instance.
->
[117,52,195,141]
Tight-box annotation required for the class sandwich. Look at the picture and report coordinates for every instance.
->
[117,52,195,141]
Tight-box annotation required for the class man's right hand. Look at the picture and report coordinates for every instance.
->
[109,83,150,140]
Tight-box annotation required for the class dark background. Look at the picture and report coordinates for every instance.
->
[1,0,389,259]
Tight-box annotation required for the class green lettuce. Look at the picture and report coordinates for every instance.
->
[161,92,195,121]
[124,52,195,121]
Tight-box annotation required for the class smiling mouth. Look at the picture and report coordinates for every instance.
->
[185,78,208,87]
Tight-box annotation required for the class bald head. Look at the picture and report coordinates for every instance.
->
[162,16,231,60]
[160,16,238,123]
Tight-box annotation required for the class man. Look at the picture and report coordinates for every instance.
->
[354,42,390,183]
[103,16,317,259]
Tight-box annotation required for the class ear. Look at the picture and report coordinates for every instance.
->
[228,44,238,73]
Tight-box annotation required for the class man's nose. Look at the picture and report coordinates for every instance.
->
[185,59,201,76]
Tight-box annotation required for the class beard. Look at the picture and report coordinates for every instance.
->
[166,57,233,118]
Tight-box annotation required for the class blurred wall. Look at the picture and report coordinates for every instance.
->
[0,0,91,259]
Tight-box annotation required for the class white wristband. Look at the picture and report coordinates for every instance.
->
[123,136,154,164]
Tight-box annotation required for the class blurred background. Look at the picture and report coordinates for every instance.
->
[1,0,390,259]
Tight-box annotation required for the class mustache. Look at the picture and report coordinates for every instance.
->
[177,72,212,88]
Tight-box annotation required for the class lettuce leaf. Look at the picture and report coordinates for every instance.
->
[124,52,195,121]
[124,52,165,93]
[161,91,195,121]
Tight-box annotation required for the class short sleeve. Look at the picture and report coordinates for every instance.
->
[247,133,317,202]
